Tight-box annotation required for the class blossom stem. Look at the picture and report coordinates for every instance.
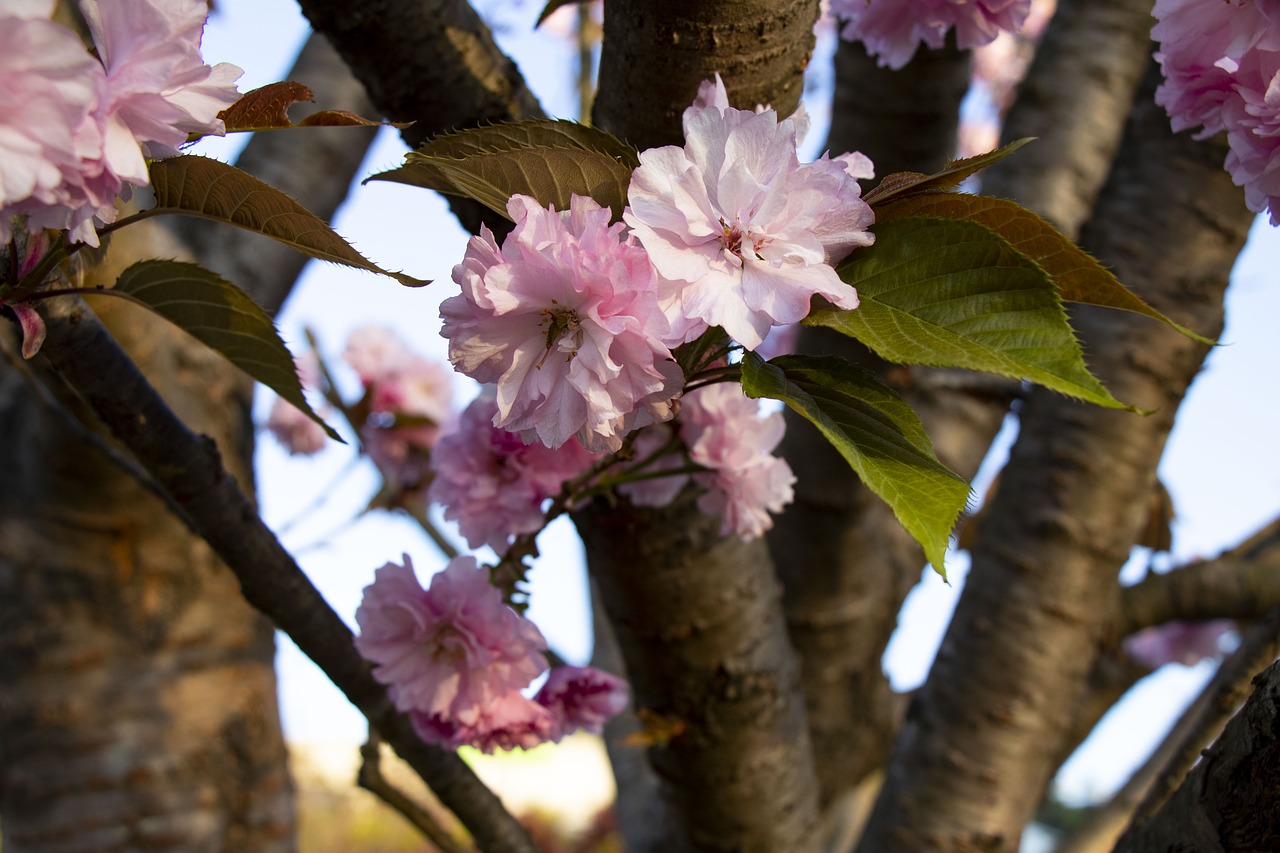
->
[683,363,742,393]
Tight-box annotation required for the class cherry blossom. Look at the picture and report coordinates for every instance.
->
[832,0,1033,70]
[0,2,109,244]
[624,85,873,351]
[411,691,557,754]
[353,555,548,724]
[1124,619,1235,669]
[535,665,630,738]
[342,326,454,495]
[429,394,598,553]
[1153,0,1280,223]
[265,399,327,456]
[82,0,243,159]
[681,383,796,539]
[0,0,241,245]
[443,193,682,452]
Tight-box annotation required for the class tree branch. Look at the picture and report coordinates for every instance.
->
[593,0,819,151]
[357,731,473,853]
[857,62,1256,853]
[293,0,544,234]
[35,295,537,853]
[1056,606,1280,853]
[981,0,1157,236]
[1119,517,1280,634]
[575,493,821,853]
[1113,651,1280,852]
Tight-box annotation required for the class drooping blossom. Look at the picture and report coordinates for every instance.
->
[681,383,796,539]
[343,326,454,495]
[1153,0,1280,222]
[429,393,598,553]
[832,0,1033,70]
[1123,619,1235,669]
[534,665,630,738]
[443,194,682,452]
[354,555,549,725]
[624,81,874,351]
[411,691,558,754]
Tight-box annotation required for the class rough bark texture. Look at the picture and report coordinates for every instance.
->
[980,0,1157,235]
[593,0,819,151]
[1115,659,1280,853]
[0,227,295,852]
[857,65,1256,853]
[293,0,544,235]
[576,492,819,853]
[33,294,537,853]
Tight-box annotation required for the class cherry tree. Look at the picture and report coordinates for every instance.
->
[2,1,1279,852]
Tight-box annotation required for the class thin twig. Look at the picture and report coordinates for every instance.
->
[358,729,474,853]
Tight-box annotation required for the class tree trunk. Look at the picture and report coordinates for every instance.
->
[0,229,294,853]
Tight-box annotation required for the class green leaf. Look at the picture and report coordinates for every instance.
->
[147,157,428,287]
[808,216,1130,409]
[874,193,1215,345]
[741,353,968,576]
[366,120,639,221]
[863,138,1034,207]
[103,260,340,441]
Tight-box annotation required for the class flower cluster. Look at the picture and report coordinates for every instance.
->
[1153,0,1280,224]
[621,384,796,539]
[0,0,241,245]
[429,393,599,554]
[831,0,1033,70]
[354,76,876,754]
[443,76,873,453]
[354,555,627,752]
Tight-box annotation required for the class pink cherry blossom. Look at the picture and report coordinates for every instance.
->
[624,86,872,351]
[81,0,243,159]
[681,383,796,539]
[832,0,1033,70]
[443,193,682,452]
[535,665,630,738]
[265,398,327,456]
[354,555,548,722]
[411,691,558,754]
[1153,0,1280,223]
[342,326,454,494]
[429,394,598,553]
[0,3,109,244]
[1124,619,1235,669]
